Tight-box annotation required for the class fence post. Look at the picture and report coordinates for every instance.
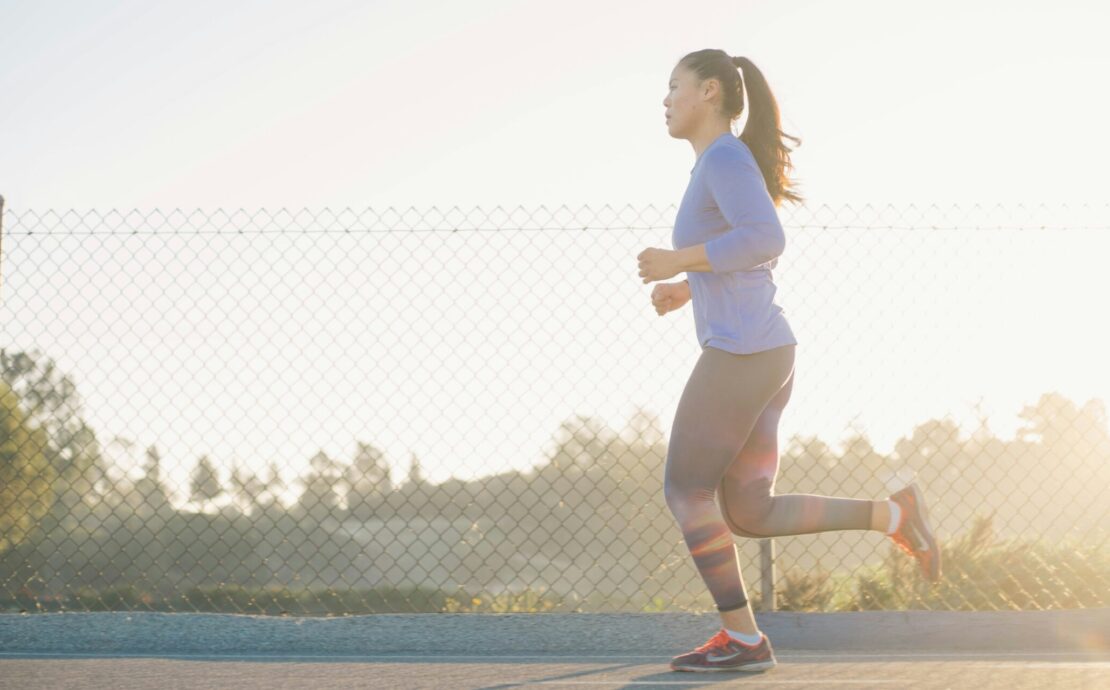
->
[759,537,776,611]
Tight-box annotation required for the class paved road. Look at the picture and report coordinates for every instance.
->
[3,651,1108,689]
[2,608,1107,688]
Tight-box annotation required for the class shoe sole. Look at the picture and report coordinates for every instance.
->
[671,659,777,672]
[899,482,941,581]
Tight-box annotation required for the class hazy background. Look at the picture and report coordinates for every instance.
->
[2,0,1108,499]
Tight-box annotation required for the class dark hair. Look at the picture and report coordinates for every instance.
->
[678,49,803,207]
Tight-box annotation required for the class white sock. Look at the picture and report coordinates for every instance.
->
[725,628,763,646]
[886,500,902,535]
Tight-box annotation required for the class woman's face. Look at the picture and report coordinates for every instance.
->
[663,65,715,139]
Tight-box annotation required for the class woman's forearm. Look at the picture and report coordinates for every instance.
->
[676,244,713,274]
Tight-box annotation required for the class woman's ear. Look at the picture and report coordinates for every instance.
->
[700,78,719,102]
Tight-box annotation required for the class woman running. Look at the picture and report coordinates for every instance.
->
[636,49,942,674]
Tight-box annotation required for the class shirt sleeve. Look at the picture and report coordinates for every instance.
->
[701,146,786,273]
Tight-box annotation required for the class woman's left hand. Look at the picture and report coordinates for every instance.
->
[637,247,682,284]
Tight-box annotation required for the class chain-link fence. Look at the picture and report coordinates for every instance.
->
[1,200,1108,615]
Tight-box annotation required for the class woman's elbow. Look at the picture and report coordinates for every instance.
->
[763,224,786,263]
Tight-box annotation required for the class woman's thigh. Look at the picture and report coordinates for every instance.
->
[664,344,795,500]
[714,368,794,537]
[723,366,794,487]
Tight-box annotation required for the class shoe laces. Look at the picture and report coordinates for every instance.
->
[694,629,735,654]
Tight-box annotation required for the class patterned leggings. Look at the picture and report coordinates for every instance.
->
[662,344,874,612]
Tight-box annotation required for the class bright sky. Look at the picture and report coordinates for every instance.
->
[2,0,1108,502]
[4,0,1109,208]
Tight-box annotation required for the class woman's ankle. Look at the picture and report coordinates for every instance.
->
[720,603,759,635]
[871,499,890,532]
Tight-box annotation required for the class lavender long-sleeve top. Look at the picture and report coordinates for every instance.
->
[671,132,798,355]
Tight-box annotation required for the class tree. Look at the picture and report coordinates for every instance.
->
[1,348,106,524]
[0,380,54,554]
[295,450,344,521]
[621,405,664,448]
[406,452,425,488]
[262,461,287,507]
[229,460,267,514]
[345,441,391,520]
[133,444,172,514]
[893,418,963,470]
[546,414,618,473]
[1017,392,1110,459]
[347,441,390,492]
[190,454,223,509]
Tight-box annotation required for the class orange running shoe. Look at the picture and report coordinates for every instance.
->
[669,628,777,673]
[888,481,942,582]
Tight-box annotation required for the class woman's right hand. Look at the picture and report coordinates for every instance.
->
[651,280,691,316]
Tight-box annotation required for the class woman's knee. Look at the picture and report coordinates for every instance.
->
[664,438,732,509]
[663,477,715,519]
[662,463,689,514]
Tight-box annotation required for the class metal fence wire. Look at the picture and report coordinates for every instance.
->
[1,201,1108,615]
